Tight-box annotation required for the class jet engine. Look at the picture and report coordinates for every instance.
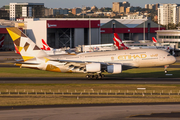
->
[107,64,122,74]
[86,63,101,72]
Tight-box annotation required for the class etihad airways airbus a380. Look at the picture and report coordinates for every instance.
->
[7,27,176,79]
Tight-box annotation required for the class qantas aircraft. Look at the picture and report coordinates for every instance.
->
[41,39,68,55]
[41,39,51,51]
[152,37,158,43]
[6,27,176,79]
[0,35,5,48]
[113,33,129,50]
[113,33,173,52]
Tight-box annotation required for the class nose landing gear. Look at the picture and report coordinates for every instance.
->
[164,65,169,73]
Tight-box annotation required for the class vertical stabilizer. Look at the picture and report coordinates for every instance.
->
[152,37,157,43]
[6,27,48,61]
[41,39,51,50]
[113,33,129,50]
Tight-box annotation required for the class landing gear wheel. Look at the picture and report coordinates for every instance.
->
[90,75,93,79]
[98,74,102,79]
[86,75,90,79]
[101,74,105,78]
[93,75,98,79]
[97,74,105,79]
[86,73,105,79]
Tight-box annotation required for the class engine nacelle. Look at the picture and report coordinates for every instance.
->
[107,64,122,74]
[86,63,101,72]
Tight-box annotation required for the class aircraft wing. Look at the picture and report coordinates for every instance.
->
[52,59,135,71]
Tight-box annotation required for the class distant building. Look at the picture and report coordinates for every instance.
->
[0,5,9,19]
[1,5,9,11]
[112,2,122,13]
[112,1,130,13]
[82,6,91,11]
[9,2,44,21]
[155,3,160,10]
[72,8,82,15]
[145,4,155,10]
[53,8,69,15]
[156,29,180,49]
[45,8,53,16]
[120,6,125,13]
[121,14,147,19]
[126,7,136,14]
[91,6,98,11]
[122,1,130,8]
[178,6,180,24]
[158,3,180,25]
[145,4,149,9]
[0,9,9,19]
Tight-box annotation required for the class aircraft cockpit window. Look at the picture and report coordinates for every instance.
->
[167,54,171,56]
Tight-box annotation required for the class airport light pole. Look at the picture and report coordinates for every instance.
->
[82,5,84,18]
[143,19,145,42]
[158,24,160,30]
[89,16,91,45]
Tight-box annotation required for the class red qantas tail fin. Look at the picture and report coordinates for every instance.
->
[14,43,20,55]
[113,33,129,50]
[41,39,51,50]
[152,37,157,43]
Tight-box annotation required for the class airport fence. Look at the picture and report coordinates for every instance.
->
[0,91,180,96]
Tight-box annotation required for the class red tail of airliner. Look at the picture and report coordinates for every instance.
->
[152,37,157,43]
[113,33,129,50]
[14,43,20,55]
[0,36,5,48]
[41,39,51,51]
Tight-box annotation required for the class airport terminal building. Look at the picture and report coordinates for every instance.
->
[0,18,165,50]
[156,29,180,49]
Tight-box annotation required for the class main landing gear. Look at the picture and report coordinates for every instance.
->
[86,73,105,79]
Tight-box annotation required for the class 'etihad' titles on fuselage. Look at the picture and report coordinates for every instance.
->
[118,54,150,60]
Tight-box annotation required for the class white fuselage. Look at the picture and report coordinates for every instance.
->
[50,49,176,71]
[20,49,176,73]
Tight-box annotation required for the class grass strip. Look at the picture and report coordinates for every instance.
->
[0,84,180,106]
[0,67,179,78]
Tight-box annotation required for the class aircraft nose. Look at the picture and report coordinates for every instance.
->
[170,56,176,64]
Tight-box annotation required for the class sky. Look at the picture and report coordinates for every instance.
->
[1,0,180,8]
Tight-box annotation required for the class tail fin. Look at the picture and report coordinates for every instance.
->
[6,27,48,61]
[0,35,5,48]
[41,39,51,51]
[152,37,157,43]
[113,33,129,50]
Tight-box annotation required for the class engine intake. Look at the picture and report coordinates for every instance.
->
[86,63,101,72]
[107,64,122,74]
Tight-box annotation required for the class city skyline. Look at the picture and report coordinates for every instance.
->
[0,0,180,8]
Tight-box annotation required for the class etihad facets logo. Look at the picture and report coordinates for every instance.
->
[47,23,57,28]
